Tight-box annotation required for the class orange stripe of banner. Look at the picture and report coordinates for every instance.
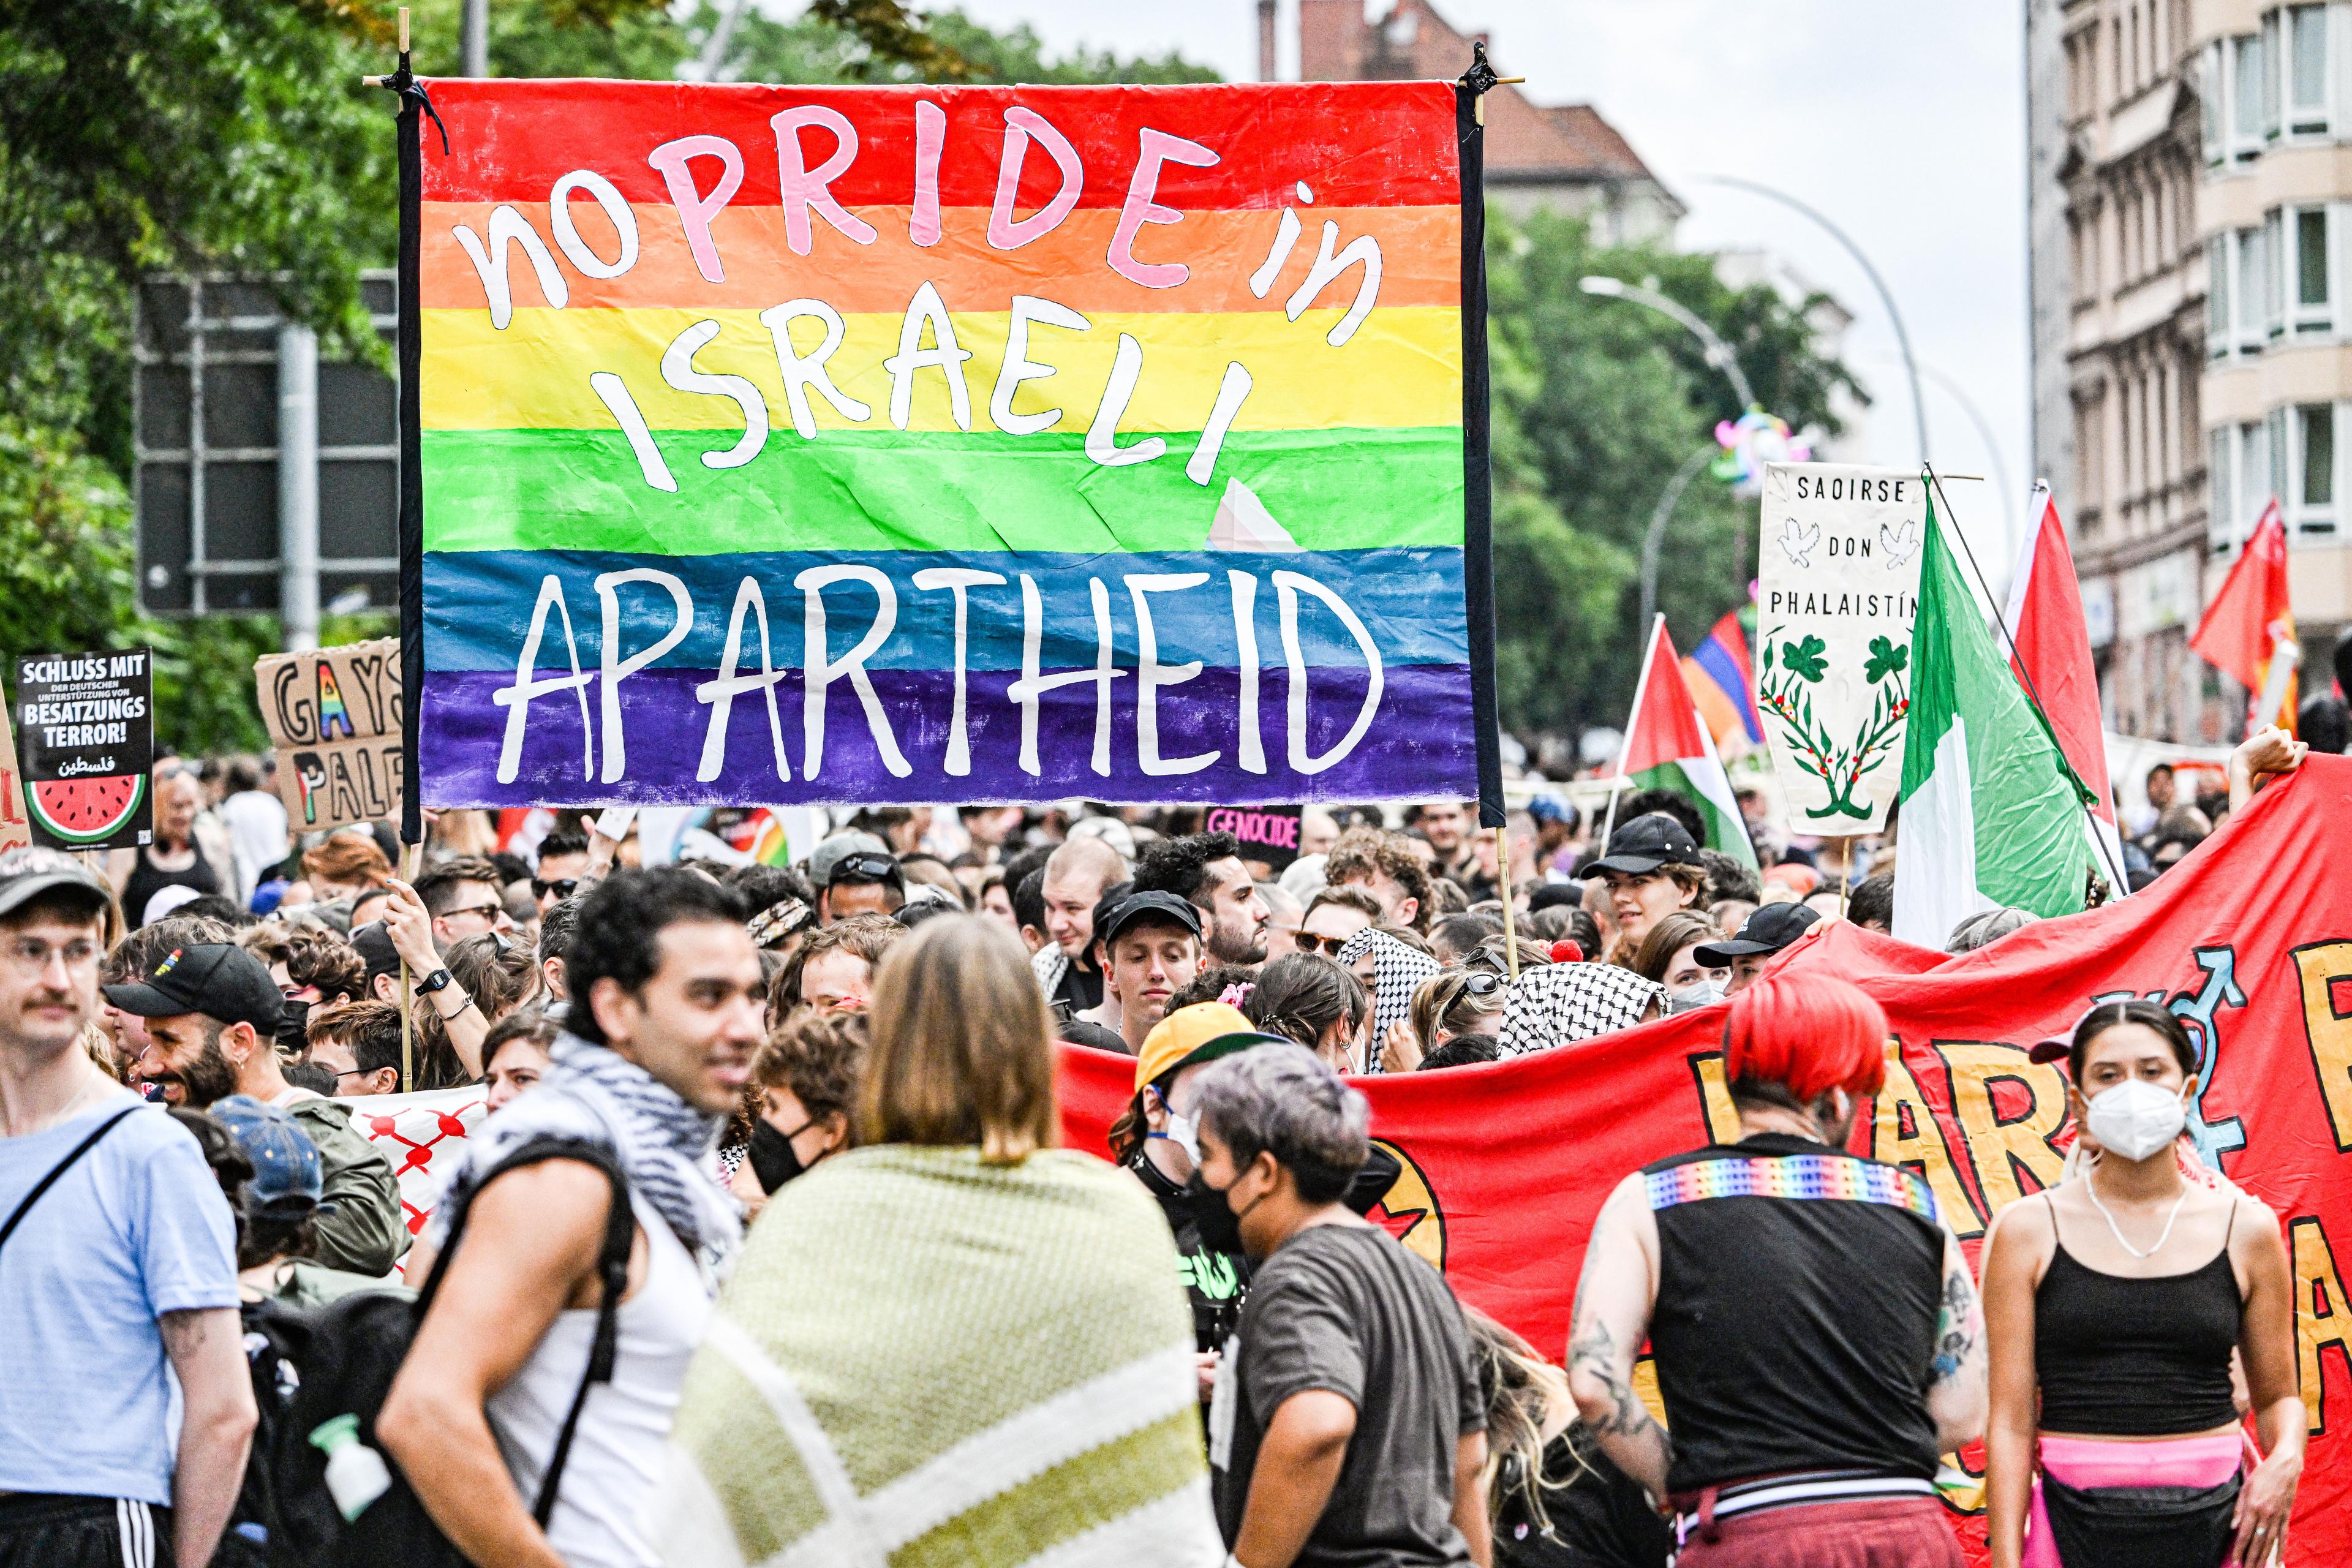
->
[418,200,1459,316]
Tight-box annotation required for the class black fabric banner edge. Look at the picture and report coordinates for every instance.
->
[1454,87,1504,829]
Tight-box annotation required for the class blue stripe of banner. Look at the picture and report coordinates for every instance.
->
[422,547,1468,674]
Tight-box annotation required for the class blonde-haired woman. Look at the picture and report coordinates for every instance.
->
[658,916,1223,1567]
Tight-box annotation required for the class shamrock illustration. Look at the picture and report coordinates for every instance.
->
[1782,635,1828,683]
[1864,636,1909,685]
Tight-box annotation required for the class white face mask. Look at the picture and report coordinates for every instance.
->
[1148,1091,1200,1165]
[2084,1077,2187,1163]
[1668,979,1726,1012]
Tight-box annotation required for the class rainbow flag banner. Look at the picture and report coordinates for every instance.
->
[407,80,1487,811]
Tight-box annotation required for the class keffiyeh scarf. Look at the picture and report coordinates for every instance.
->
[1498,962,1664,1057]
[1338,929,1442,1072]
[429,1031,742,1268]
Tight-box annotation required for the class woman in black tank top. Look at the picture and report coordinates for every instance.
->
[1980,1001,2302,1568]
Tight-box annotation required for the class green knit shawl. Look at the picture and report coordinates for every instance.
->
[657,1145,1222,1568]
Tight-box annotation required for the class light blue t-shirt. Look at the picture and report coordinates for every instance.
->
[0,1095,240,1504]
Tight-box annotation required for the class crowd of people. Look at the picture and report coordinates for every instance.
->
[0,720,2318,1568]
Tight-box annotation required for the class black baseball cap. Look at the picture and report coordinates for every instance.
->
[1694,902,1823,967]
[0,848,113,922]
[826,851,904,891]
[349,921,402,990]
[1096,891,1204,949]
[102,942,284,1034]
[1588,813,1705,876]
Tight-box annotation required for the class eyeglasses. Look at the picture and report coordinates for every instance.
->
[1463,945,1512,976]
[1295,932,1354,958]
[1456,971,1506,998]
[532,877,578,900]
[444,902,503,924]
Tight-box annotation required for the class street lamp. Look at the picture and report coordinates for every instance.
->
[1691,174,1929,466]
[1641,445,1720,632]
[1578,275,1757,412]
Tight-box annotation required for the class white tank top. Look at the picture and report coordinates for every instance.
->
[486,1196,712,1568]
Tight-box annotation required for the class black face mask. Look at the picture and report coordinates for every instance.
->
[748,1117,816,1196]
[1185,1168,1250,1257]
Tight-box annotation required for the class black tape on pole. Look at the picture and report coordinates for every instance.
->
[384,59,428,846]
[1456,53,1504,830]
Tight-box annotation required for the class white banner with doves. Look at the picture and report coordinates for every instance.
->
[1754,462,1926,834]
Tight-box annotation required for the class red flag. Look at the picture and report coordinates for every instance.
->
[2002,483,2122,877]
[2192,497,2299,734]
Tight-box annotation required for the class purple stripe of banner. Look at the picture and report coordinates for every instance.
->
[419,664,1477,806]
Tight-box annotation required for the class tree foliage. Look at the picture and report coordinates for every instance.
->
[1484,205,1864,741]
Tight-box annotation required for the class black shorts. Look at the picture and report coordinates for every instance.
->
[0,1493,174,1568]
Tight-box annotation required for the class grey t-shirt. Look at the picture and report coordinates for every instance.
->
[1211,1222,1485,1568]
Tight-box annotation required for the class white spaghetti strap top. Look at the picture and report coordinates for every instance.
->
[486,1196,712,1568]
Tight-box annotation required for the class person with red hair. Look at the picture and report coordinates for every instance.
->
[1564,973,1988,1565]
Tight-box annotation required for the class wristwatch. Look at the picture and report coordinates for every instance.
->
[417,968,454,995]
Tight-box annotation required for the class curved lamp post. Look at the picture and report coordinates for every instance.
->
[1578,274,1758,412]
[1640,445,1722,631]
[1692,173,1929,466]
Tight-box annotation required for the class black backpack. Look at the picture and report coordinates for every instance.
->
[265,1135,638,1568]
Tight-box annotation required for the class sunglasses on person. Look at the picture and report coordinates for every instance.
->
[444,902,504,924]
[1294,932,1354,958]
[532,876,578,900]
[830,853,902,886]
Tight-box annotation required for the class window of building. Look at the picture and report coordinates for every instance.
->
[2262,210,2286,338]
[2262,10,2285,138]
[2294,206,2332,332]
[2202,40,2225,162]
[2295,402,2337,535]
[2209,427,2235,552]
[2289,4,2329,135]
[2232,31,2269,157]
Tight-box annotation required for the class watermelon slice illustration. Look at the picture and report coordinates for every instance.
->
[29,774,146,845]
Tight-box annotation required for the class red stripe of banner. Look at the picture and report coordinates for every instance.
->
[417,79,1461,211]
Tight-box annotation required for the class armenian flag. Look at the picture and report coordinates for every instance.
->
[408,80,1482,809]
[1682,609,1763,748]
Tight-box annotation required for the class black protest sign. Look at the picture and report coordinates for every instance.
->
[16,649,156,851]
[1204,804,1305,872]
[254,639,404,832]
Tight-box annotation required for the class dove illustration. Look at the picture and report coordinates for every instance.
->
[1777,516,1821,568]
[1879,518,1920,568]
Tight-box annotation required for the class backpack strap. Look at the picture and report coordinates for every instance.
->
[413,1134,635,1529]
[0,1104,141,1258]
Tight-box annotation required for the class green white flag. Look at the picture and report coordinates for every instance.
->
[1891,494,2089,948]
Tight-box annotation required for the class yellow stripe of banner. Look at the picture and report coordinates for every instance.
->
[420,304,1461,435]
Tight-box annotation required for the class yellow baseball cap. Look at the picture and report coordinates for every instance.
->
[1134,1002,1284,1092]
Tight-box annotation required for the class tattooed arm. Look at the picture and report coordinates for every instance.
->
[1564,1174,1673,1498]
[1925,1223,1989,1453]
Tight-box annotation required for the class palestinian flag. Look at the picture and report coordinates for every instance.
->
[1616,616,1758,867]
[1891,491,2089,948]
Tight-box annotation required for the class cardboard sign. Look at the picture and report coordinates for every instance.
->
[1205,804,1303,872]
[254,639,405,832]
[409,80,1481,810]
[15,650,155,851]
[1755,463,1925,832]
[0,673,28,854]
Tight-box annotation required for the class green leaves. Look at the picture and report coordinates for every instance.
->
[1866,636,1910,685]
[1783,635,1829,683]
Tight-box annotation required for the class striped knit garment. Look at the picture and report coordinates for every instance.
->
[655,1145,1223,1568]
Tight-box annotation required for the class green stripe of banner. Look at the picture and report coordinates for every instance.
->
[421,426,1466,556]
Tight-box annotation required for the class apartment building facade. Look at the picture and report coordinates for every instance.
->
[2030,0,2352,742]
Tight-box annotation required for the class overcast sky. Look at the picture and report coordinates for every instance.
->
[930,0,2033,559]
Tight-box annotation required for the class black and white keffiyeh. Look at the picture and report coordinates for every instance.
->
[1498,962,1664,1057]
[429,1031,742,1268]
[1338,928,1443,1072]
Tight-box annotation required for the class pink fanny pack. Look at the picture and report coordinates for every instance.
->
[2021,1434,2247,1568]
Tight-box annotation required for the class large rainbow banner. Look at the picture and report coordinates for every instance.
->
[406,80,1487,810]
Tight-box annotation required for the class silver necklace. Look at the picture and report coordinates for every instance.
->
[2083,1156,2190,1260]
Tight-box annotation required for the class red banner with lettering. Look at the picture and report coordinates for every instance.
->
[1057,757,2352,1561]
